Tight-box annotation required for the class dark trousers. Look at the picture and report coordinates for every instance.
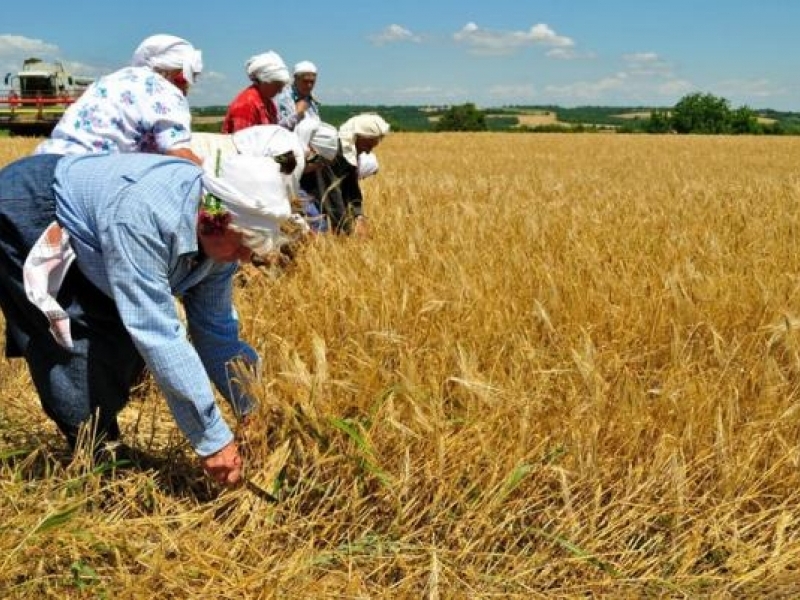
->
[0,155,144,449]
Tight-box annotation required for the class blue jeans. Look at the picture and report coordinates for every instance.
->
[301,197,330,234]
[0,155,144,449]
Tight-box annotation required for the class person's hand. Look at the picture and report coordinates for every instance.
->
[166,147,203,166]
[201,440,243,487]
[353,215,370,237]
[296,99,310,118]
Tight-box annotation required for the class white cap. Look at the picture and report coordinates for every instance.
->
[246,51,290,84]
[131,34,203,84]
[293,60,317,76]
[338,113,390,166]
[295,119,339,162]
[231,124,306,182]
[202,155,293,256]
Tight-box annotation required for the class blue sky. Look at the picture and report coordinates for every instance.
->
[1,0,798,110]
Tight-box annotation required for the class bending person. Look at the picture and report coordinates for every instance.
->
[0,151,303,486]
[190,124,306,192]
[296,113,389,235]
[35,34,203,164]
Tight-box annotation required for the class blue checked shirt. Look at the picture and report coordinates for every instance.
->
[53,153,258,456]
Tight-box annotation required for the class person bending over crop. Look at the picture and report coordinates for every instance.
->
[35,34,203,165]
[0,151,306,486]
[297,113,389,235]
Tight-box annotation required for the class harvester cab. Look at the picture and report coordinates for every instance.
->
[0,57,93,136]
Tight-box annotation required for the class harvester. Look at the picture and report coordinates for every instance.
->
[0,57,93,136]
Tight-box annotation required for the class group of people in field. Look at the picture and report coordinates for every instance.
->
[0,34,390,487]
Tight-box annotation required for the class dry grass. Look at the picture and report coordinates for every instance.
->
[3,132,800,597]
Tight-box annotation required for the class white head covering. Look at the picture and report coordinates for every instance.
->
[131,34,203,84]
[202,155,295,256]
[293,60,317,76]
[190,132,237,164]
[231,124,305,183]
[295,119,339,162]
[246,51,290,84]
[357,153,379,179]
[338,113,390,166]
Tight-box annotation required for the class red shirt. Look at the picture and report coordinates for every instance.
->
[221,85,278,133]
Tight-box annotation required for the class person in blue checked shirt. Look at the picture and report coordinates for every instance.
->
[0,151,307,487]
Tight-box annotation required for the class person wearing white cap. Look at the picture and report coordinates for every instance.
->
[297,112,390,235]
[191,120,340,233]
[190,124,306,197]
[35,34,203,164]
[292,119,342,232]
[276,60,321,131]
[222,51,290,134]
[0,150,306,486]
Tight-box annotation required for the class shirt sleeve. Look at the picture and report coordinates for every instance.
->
[222,97,262,134]
[147,91,193,152]
[335,157,364,218]
[182,264,260,419]
[100,221,233,457]
[276,90,300,130]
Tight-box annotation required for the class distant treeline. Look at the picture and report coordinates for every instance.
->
[192,97,800,135]
[193,105,434,133]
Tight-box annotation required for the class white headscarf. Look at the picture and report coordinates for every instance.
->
[295,119,339,162]
[202,155,299,256]
[338,113,390,166]
[358,153,379,179]
[232,124,305,183]
[131,34,203,84]
[246,51,290,84]
[293,60,317,76]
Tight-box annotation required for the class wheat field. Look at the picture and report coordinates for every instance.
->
[3,133,800,597]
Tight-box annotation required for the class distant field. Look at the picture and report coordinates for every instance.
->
[511,110,559,126]
[3,134,800,596]
[192,115,224,125]
[614,111,653,120]
[613,110,778,125]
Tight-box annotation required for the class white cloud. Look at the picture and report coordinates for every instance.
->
[60,60,103,78]
[0,35,62,78]
[538,69,697,106]
[0,34,59,58]
[527,24,573,48]
[369,24,422,46]
[656,78,694,97]
[488,83,538,101]
[453,22,574,55]
[0,35,109,86]
[547,48,595,60]
[394,85,441,96]
[622,52,673,76]
[545,73,629,100]
[324,83,469,105]
[712,78,786,99]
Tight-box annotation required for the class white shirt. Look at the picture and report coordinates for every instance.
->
[35,66,192,156]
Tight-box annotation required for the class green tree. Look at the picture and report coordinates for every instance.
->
[671,92,731,134]
[729,106,762,134]
[645,109,672,133]
[435,103,487,132]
